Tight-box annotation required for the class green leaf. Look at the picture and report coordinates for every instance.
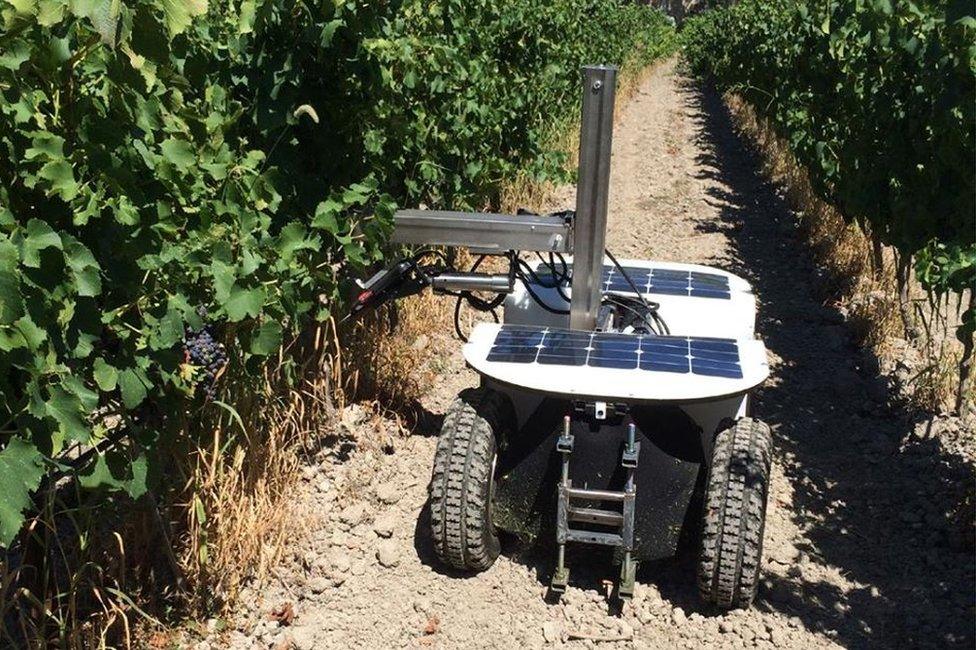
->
[312,199,342,234]
[4,0,37,18]
[210,261,235,303]
[21,218,62,268]
[149,308,183,350]
[63,375,99,411]
[160,137,195,171]
[0,269,23,324]
[78,448,150,499]
[127,452,149,499]
[70,0,120,45]
[158,0,207,37]
[276,222,318,261]
[342,182,373,205]
[36,0,65,25]
[72,267,100,297]
[38,160,78,200]
[237,0,254,33]
[224,284,264,322]
[14,315,46,350]
[0,39,30,70]
[319,18,342,46]
[93,357,118,391]
[118,368,150,408]
[25,131,64,160]
[113,196,140,226]
[46,386,90,443]
[64,239,101,297]
[249,320,282,355]
[0,437,45,548]
[79,451,125,490]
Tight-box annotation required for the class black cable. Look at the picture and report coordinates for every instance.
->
[453,296,468,341]
[519,277,571,315]
[517,257,559,288]
[605,249,650,309]
[543,252,573,304]
[603,295,655,333]
[604,248,671,335]
[511,251,570,315]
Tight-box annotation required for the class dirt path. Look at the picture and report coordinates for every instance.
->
[217,60,974,650]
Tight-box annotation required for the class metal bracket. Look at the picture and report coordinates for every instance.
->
[619,555,637,600]
[622,440,640,469]
[557,433,575,454]
[392,209,572,253]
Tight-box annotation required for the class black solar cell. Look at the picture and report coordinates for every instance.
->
[485,326,743,380]
[537,329,590,366]
[486,326,545,363]
[589,333,640,369]
[596,265,731,300]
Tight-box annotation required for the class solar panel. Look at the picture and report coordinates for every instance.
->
[601,265,731,300]
[485,325,743,379]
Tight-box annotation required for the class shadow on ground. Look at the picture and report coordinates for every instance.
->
[679,78,975,649]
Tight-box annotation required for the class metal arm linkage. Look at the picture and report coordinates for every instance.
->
[348,65,618,332]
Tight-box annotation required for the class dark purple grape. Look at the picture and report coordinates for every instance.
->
[183,320,227,399]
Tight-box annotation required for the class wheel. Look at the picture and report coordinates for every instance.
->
[698,417,773,609]
[429,387,512,572]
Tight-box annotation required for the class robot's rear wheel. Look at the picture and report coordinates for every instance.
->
[429,387,512,572]
[698,417,773,609]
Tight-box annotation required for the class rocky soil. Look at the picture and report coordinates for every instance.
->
[205,60,975,650]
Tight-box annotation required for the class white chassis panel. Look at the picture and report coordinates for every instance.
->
[464,258,766,434]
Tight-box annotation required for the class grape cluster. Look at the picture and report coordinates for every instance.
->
[183,324,228,399]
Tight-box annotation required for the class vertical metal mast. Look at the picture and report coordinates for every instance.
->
[569,65,617,331]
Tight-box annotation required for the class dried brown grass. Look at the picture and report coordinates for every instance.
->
[171,324,338,616]
[726,95,964,411]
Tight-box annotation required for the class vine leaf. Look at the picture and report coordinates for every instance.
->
[0,437,44,548]
[118,368,151,408]
[38,160,78,200]
[149,308,183,350]
[250,321,282,356]
[93,357,118,391]
[276,223,319,262]
[159,0,207,37]
[160,137,195,171]
[0,269,23,324]
[21,218,62,268]
[0,40,30,71]
[46,385,90,442]
[224,284,265,322]
[64,238,102,297]
[79,449,149,499]
[70,0,120,46]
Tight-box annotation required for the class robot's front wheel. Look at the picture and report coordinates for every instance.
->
[429,387,512,572]
[698,417,773,609]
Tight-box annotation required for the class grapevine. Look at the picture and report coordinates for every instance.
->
[682,0,975,366]
[0,0,676,548]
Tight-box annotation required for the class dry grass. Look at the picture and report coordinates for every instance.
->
[0,488,162,648]
[726,95,966,412]
[338,291,446,414]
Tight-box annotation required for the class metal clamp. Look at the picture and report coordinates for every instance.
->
[622,422,640,468]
